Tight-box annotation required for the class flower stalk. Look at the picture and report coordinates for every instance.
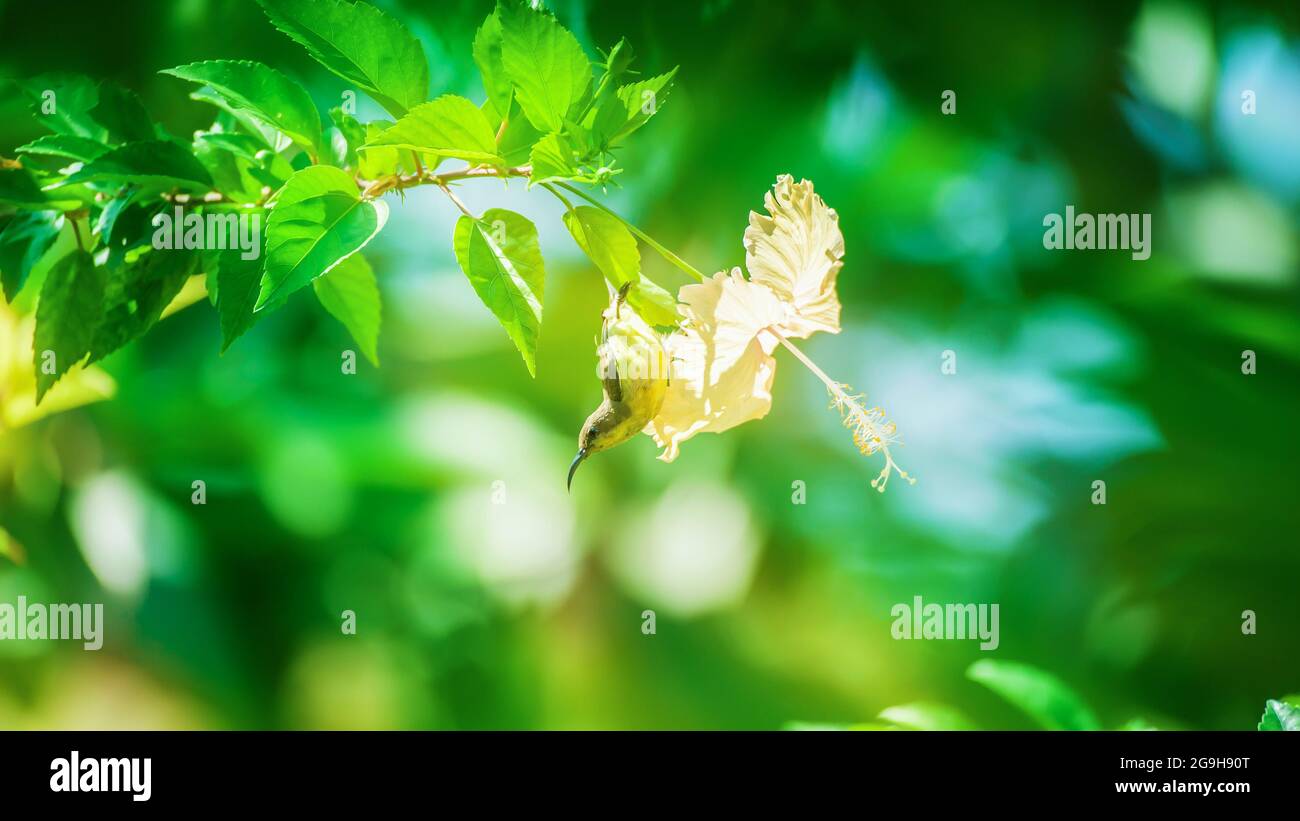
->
[554,181,706,283]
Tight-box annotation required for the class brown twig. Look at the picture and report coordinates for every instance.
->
[361,164,531,198]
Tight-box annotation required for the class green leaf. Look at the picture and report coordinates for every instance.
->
[211,244,265,350]
[357,121,408,178]
[194,131,292,203]
[90,81,156,145]
[452,208,544,376]
[878,702,978,731]
[496,102,543,166]
[626,277,679,327]
[62,141,214,191]
[562,205,678,325]
[563,205,637,285]
[337,118,423,179]
[162,61,322,155]
[0,166,53,208]
[364,95,500,164]
[21,74,106,141]
[216,246,266,351]
[194,140,261,204]
[195,132,264,162]
[33,250,106,403]
[9,216,83,315]
[313,252,381,365]
[15,135,110,164]
[202,249,221,306]
[329,107,366,167]
[473,10,513,123]
[88,248,200,363]
[1258,699,1300,731]
[0,211,62,301]
[497,0,591,133]
[967,660,1101,731]
[98,191,166,252]
[590,68,677,149]
[256,0,428,119]
[189,86,284,150]
[95,188,140,246]
[528,132,576,185]
[257,165,388,309]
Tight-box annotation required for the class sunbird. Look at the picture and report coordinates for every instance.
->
[568,283,670,490]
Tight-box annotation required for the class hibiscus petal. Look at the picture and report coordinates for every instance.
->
[645,330,776,462]
[677,268,786,374]
[743,175,844,338]
[645,270,784,461]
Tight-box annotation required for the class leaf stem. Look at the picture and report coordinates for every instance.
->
[575,72,613,124]
[68,214,85,251]
[540,182,573,211]
[438,183,475,219]
[553,181,705,282]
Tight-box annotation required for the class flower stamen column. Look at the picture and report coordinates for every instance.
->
[770,329,914,493]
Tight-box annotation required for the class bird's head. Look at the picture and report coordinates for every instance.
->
[567,412,606,490]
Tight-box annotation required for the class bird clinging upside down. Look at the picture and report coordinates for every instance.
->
[567,283,671,490]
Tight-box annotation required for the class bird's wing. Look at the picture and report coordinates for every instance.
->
[602,365,623,403]
[598,338,623,403]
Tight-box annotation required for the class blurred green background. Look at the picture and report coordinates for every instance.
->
[1,0,1298,729]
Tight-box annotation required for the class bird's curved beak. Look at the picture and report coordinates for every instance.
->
[567,449,587,492]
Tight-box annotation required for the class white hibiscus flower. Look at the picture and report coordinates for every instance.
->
[645,175,913,492]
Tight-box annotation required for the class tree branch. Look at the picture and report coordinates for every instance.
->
[162,165,535,205]
[362,164,532,199]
